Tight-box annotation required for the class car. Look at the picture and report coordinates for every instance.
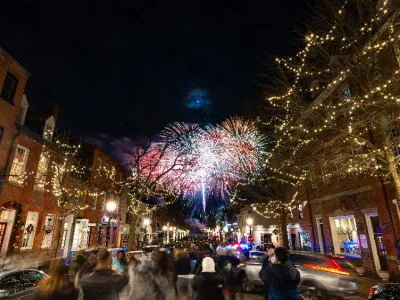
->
[249,251,266,262]
[368,283,400,299]
[234,251,359,299]
[0,269,48,299]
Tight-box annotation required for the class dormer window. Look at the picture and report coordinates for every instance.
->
[16,94,28,125]
[43,116,55,141]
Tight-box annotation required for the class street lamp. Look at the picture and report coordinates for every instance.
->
[144,218,150,226]
[247,218,253,235]
[105,200,117,248]
[163,225,167,231]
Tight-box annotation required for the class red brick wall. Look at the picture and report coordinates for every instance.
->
[0,50,29,171]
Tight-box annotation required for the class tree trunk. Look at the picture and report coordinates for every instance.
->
[53,204,64,258]
[280,208,289,249]
[128,214,138,250]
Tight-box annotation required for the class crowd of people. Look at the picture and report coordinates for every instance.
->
[33,243,300,300]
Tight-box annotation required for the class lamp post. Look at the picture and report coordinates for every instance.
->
[246,218,253,236]
[105,201,117,248]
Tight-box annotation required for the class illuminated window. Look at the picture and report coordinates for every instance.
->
[96,155,102,175]
[343,86,351,99]
[92,186,98,210]
[21,211,39,250]
[43,117,55,141]
[34,154,49,190]
[105,161,110,179]
[9,145,29,184]
[41,214,55,248]
[52,166,65,196]
[101,190,107,211]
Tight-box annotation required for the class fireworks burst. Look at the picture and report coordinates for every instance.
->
[138,116,266,217]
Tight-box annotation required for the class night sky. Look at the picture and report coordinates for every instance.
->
[1,0,307,141]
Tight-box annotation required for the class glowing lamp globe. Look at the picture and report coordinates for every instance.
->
[106,201,117,212]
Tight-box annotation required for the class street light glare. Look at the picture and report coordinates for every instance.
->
[144,218,150,226]
[163,225,167,231]
[246,218,253,225]
[106,201,117,212]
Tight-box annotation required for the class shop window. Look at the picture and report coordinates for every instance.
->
[92,186,98,210]
[333,217,360,257]
[71,219,90,251]
[9,145,29,184]
[299,232,311,251]
[34,153,49,190]
[21,212,39,250]
[1,72,18,104]
[41,214,55,249]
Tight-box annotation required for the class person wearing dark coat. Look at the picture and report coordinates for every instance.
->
[80,249,128,300]
[192,257,225,300]
[259,247,300,300]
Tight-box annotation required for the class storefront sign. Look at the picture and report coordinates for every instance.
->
[121,234,129,247]
[359,234,368,249]
[87,223,96,227]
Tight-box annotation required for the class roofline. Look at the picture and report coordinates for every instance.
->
[0,47,32,76]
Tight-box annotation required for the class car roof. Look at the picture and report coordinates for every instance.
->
[0,269,46,278]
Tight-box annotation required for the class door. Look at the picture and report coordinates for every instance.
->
[291,234,297,250]
[316,218,326,253]
[370,216,389,270]
[0,222,8,250]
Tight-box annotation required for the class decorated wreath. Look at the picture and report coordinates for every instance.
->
[26,224,35,234]
[273,229,279,235]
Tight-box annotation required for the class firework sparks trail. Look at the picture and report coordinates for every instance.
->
[137,117,266,215]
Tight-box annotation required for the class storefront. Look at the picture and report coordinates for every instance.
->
[70,218,91,257]
[329,215,361,257]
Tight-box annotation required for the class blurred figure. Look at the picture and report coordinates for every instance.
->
[174,249,191,300]
[68,254,86,282]
[259,248,275,300]
[80,249,128,300]
[129,249,175,300]
[259,247,300,300]
[192,257,225,300]
[35,258,78,300]
[113,250,128,274]
[74,260,96,300]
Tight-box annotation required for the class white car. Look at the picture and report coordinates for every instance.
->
[249,251,266,261]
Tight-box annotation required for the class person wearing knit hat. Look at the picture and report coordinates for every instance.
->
[192,257,225,300]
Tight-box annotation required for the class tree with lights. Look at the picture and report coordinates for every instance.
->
[246,0,400,230]
[33,132,123,257]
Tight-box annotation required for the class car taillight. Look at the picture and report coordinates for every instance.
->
[369,287,375,296]
[303,263,350,275]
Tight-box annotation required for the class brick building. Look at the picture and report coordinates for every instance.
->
[279,2,400,280]
[0,49,129,264]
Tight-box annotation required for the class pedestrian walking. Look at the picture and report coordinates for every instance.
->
[192,257,225,300]
[174,249,191,300]
[80,249,128,300]
[112,250,128,274]
[129,249,175,300]
[259,247,300,300]
[34,258,78,300]
[74,260,96,300]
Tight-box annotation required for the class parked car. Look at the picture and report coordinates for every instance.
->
[0,269,47,299]
[249,251,266,262]
[233,251,359,299]
[368,283,400,300]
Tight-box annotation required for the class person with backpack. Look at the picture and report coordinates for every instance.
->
[259,247,300,300]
